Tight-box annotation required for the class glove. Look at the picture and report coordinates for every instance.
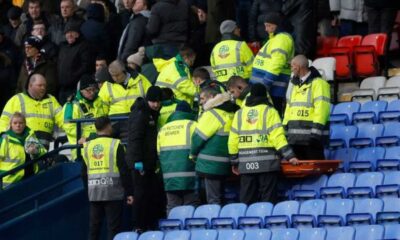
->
[134,162,144,171]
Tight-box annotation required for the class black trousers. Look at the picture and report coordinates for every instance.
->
[89,200,123,240]
[240,171,279,205]
[366,7,397,35]
[291,142,325,160]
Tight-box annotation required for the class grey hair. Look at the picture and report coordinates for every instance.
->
[292,54,309,69]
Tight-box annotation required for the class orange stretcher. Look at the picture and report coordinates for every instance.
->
[281,160,342,178]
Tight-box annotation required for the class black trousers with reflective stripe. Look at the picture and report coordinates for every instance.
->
[89,200,123,240]
[239,171,279,205]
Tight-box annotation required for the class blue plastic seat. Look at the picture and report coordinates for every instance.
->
[376,171,400,198]
[320,173,356,199]
[377,146,400,171]
[114,232,139,240]
[138,231,164,240]
[190,230,218,240]
[347,172,384,198]
[325,227,355,240]
[376,122,400,146]
[354,225,384,240]
[238,202,273,229]
[298,228,326,240]
[349,124,384,148]
[217,230,244,240]
[346,198,383,225]
[159,205,195,230]
[265,201,299,228]
[211,203,247,229]
[377,198,400,224]
[291,175,328,201]
[384,224,400,239]
[329,148,358,172]
[379,99,400,122]
[270,228,299,240]
[292,199,326,228]
[331,102,361,125]
[349,147,385,172]
[164,230,190,240]
[185,204,221,229]
[244,229,272,240]
[330,125,358,148]
[318,199,354,227]
[353,101,387,124]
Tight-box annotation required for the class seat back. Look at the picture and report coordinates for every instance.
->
[193,204,221,220]
[355,225,384,240]
[382,122,400,137]
[298,228,326,240]
[271,228,299,240]
[300,175,328,191]
[353,198,383,218]
[299,199,326,217]
[360,101,387,115]
[138,231,164,240]
[245,202,273,218]
[385,146,400,159]
[219,203,247,222]
[386,76,400,87]
[330,148,358,171]
[217,230,245,240]
[327,173,356,188]
[384,224,400,239]
[244,229,271,240]
[164,230,190,240]
[353,46,379,77]
[360,77,386,91]
[329,47,352,79]
[330,125,358,147]
[355,172,384,188]
[387,99,400,111]
[383,171,400,185]
[383,198,400,212]
[326,227,355,240]
[272,201,300,216]
[325,199,354,219]
[168,206,195,221]
[190,230,218,240]
[355,147,385,163]
[338,35,363,49]
[114,232,139,240]
[312,57,336,81]
[332,102,361,123]
[317,36,338,57]
[361,33,388,56]
[355,124,384,141]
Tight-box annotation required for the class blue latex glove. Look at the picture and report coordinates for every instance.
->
[134,162,143,171]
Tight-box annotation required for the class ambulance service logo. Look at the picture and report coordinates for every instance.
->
[247,109,258,124]
[218,45,230,59]
[92,144,104,159]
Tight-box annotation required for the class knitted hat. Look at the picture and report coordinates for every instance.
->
[79,74,97,90]
[95,66,111,83]
[64,20,81,34]
[146,86,162,102]
[24,36,43,50]
[127,47,145,67]
[263,12,282,26]
[250,83,267,97]
[220,20,237,34]
[7,6,22,20]
[175,101,192,113]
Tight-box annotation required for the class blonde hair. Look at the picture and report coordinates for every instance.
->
[9,112,26,126]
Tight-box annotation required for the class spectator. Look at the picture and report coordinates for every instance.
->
[95,54,108,72]
[329,0,368,36]
[126,86,166,231]
[205,0,236,45]
[30,21,58,61]
[16,36,58,96]
[283,55,330,160]
[94,65,111,89]
[82,116,134,240]
[0,0,12,26]
[0,74,63,149]
[157,102,199,214]
[62,75,107,156]
[14,0,57,47]
[228,83,298,204]
[119,0,134,28]
[126,47,146,72]
[118,0,150,63]
[190,87,237,204]
[146,0,189,59]
[81,3,111,59]
[248,0,282,42]
[158,87,185,129]
[49,0,83,45]
[187,2,209,67]
[57,20,94,104]
[0,112,46,189]
[226,75,251,108]
[316,0,338,37]
[250,12,294,116]
[210,20,254,83]
[193,67,225,92]
[3,6,22,41]
[365,0,399,38]
[155,47,197,106]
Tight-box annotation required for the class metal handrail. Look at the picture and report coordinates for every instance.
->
[0,144,80,190]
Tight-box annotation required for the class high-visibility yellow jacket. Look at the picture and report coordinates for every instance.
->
[155,55,197,106]
[98,72,151,116]
[210,36,254,83]
[158,99,181,129]
[0,93,63,147]
[250,32,294,97]
[283,68,331,145]
[83,137,125,201]
[0,128,46,188]
[191,108,234,176]
[157,112,197,191]
[228,103,295,174]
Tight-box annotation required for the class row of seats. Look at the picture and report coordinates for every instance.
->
[317,34,387,79]
[351,76,400,102]
[115,225,400,240]
[330,100,400,125]
[158,198,399,230]
[287,172,400,200]
[328,147,400,171]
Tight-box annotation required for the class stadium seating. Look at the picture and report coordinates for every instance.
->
[346,198,383,225]
[330,125,358,148]
[377,146,400,171]
[211,203,247,229]
[217,230,244,240]
[312,57,336,81]
[291,175,328,200]
[265,201,300,228]
[378,99,400,122]
[352,101,387,124]
[163,230,190,240]
[270,228,299,240]
[159,205,195,230]
[190,230,218,240]
[114,232,139,240]
[138,231,164,240]
[298,228,326,240]
[329,148,358,171]
[320,173,356,198]
[185,204,221,229]
[238,202,273,229]
[352,77,386,102]
[349,124,384,148]
[347,172,384,198]
[384,224,400,239]
[331,102,361,125]
[243,229,271,240]
[376,122,400,147]
[325,227,355,240]
[377,198,400,224]
[378,76,400,102]
[348,147,385,172]
[291,199,326,228]
[354,225,384,240]
[317,36,338,57]
[318,199,354,226]
[376,172,400,198]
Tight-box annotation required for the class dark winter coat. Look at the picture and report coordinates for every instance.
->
[146,0,190,44]
[205,0,236,44]
[248,0,282,42]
